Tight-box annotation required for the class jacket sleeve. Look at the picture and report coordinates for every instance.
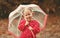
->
[32,21,40,34]
[18,20,26,31]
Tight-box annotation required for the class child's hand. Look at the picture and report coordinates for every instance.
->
[25,21,29,26]
[29,26,33,30]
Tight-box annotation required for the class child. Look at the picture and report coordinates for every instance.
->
[18,7,40,38]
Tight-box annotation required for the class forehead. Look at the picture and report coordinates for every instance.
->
[23,8,32,14]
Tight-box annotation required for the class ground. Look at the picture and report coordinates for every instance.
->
[0,14,60,38]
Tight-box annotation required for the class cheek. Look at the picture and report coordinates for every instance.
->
[24,16,28,19]
[31,14,33,16]
[30,14,33,17]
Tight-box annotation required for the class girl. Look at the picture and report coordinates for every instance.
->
[18,7,40,38]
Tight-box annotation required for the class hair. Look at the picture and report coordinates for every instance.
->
[21,7,32,19]
[21,7,33,20]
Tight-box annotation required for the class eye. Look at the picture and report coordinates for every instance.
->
[28,14,30,15]
[24,14,27,16]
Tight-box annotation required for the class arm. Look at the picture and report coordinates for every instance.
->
[18,19,29,31]
[18,20,26,31]
[32,21,40,34]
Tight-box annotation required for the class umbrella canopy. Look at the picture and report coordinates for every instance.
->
[8,4,48,37]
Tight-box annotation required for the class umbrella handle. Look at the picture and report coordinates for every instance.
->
[30,30,35,38]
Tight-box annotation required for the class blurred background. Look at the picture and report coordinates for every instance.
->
[0,0,60,38]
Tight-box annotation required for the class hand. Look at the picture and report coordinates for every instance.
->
[25,21,29,26]
[29,26,33,30]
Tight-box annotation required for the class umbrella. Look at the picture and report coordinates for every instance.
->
[8,4,48,37]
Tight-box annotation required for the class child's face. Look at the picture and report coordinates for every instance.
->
[23,9,33,21]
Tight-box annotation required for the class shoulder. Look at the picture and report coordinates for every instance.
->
[20,19,26,23]
[32,20,39,24]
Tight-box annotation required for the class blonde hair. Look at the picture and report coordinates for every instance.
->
[21,7,33,20]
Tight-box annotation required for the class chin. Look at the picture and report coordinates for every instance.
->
[27,19,31,22]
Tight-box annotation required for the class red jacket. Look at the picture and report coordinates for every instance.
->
[18,19,40,38]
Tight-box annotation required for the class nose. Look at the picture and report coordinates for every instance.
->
[27,15,31,18]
